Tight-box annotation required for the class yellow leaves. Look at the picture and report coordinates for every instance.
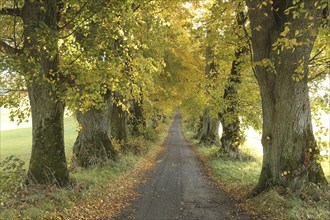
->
[255,26,262,31]
[253,58,277,75]
[298,2,305,9]
[257,1,268,9]
[68,144,164,220]
[118,29,125,36]
[272,30,304,53]
[280,26,290,37]
[40,6,46,12]
[281,170,290,176]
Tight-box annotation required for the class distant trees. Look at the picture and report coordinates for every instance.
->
[188,1,261,158]
[182,0,328,194]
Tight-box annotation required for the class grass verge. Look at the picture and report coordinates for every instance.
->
[0,121,170,219]
[183,127,330,220]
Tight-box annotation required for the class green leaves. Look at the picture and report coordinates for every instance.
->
[0,155,26,202]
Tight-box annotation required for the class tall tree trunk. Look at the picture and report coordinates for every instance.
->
[220,48,246,159]
[22,0,69,185]
[199,108,219,145]
[219,11,247,159]
[73,93,118,168]
[111,94,128,142]
[130,100,146,137]
[245,0,327,194]
[27,83,68,185]
[199,45,220,145]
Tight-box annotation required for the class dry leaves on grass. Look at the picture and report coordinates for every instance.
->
[67,145,165,220]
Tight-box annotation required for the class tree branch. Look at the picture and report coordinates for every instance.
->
[309,47,325,63]
[308,71,329,82]
[132,4,141,12]
[0,88,27,94]
[0,40,20,54]
[58,1,89,30]
[0,7,21,17]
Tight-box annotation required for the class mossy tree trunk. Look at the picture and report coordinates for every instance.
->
[198,45,220,145]
[73,93,118,168]
[130,100,146,137]
[246,0,327,194]
[220,48,246,159]
[111,93,128,142]
[21,0,69,185]
[199,108,219,145]
[219,10,248,160]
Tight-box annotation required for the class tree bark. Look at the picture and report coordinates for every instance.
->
[130,100,146,137]
[111,94,128,142]
[198,44,220,145]
[73,93,118,168]
[220,48,246,159]
[245,0,327,194]
[27,83,68,185]
[199,108,219,145]
[22,0,69,185]
[219,10,247,159]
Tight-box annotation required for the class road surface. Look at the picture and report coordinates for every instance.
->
[116,113,253,220]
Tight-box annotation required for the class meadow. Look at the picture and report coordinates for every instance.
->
[0,108,78,168]
[0,108,170,219]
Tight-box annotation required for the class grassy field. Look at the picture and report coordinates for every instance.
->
[0,116,78,168]
[0,113,170,219]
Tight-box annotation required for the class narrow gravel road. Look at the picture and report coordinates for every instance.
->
[116,113,253,220]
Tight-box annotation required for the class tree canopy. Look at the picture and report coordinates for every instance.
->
[0,0,328,193]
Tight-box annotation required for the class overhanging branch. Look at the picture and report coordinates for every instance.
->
[309,47,325,63]
[0,40,20,54]
[58,1,89,30]
[308,71,329,82]
[0,7,21,17]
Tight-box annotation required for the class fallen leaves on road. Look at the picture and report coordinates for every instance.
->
[67,145,165,220]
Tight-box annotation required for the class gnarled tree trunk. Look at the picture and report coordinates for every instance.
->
[220,48,245,159]
[199,44,220,145]
[22,0,69,185]
[73,94,118,167]
[219,11,247,159]
[246,0,327,194]
[111,94,128,142]
[199,108,219,145]
[130,100,146,137]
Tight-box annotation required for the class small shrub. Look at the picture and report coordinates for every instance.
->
[0,155,26,202]
[125,136,149,154]
[143,126,160,142]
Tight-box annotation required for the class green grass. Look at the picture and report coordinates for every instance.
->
[0,134,168,220]
[0,112,171,219]
[0,117,78,168]
[0,153,142,219]
[0,139,166,218]
[184,127,330,220]
[72,153,140,188]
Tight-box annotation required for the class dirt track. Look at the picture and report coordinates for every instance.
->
[116,113,253,220]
